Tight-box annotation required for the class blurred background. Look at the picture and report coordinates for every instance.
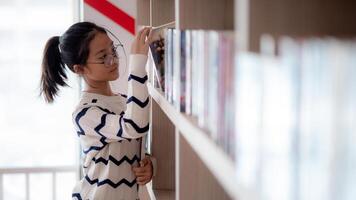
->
[0,0,139,199]
[0,0,79,200]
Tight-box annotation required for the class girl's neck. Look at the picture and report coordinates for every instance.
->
[84,81,114,96]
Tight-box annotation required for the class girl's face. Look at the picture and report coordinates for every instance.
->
[84,32,119,81]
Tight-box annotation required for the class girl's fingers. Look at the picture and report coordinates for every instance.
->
[137,177,150,185]
[136,176,148,182]
[134,171,147,177]
[145,28,154,45]
[141,158,150,166]
[136,27,146,39]
[140,27,151,44]
[132,165,146,171]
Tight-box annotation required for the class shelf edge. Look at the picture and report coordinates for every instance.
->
[148,84,255,200]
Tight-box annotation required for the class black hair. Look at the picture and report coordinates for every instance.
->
[40,21,107,103]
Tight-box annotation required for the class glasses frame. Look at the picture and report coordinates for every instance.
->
[86,29,127,69]
[87,44,122,67]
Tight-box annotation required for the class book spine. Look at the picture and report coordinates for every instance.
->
[196,31,206,128]
[180,31,186,112]
[191,31,199,118]
[185,30,192,115]
[168,29,174,103]
[173,30,180,110]
[207,31,219,141]
[164,29,171,100]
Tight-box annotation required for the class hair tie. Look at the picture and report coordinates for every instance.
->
[58,36,63,53]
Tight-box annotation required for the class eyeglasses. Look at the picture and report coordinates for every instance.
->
[86,29,127,70]
[87,43,123,67]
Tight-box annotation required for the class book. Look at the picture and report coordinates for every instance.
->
[164,28,174,103]
[149,37,165,91]
[219,32,235,159]
[191,30,200,118]
[185,30,192,115]
[179,31,186,112]
[207,31,219,142]
[172,29,180,109]
[149,22,175,92]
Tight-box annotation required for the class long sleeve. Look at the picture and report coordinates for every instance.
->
[72,54,150,148]
[122,54,150,139]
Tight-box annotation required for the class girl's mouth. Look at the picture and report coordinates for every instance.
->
[110,67,118,73]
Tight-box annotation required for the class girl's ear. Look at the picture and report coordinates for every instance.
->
[73,64,87,75]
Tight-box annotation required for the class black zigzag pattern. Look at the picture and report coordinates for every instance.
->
[72,193,82,200]
[83,113,109,154]
[75,107,91,137]
[120,93,128,98]
[123,118,149,133]
[92,155,140,166]
[128,74,148,84]
[81,106,121,154]
[126,96,149,108]
[83,144,106,154]
[85,175,137,188]
[116,113,125,137]
[95,106,116,114]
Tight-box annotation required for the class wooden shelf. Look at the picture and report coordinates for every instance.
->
[153,189,175,200]
[143,182,175,200]
[235,0,356,51]
[178,0,234,30]
[148,84,250,200]
[150,0,175,27]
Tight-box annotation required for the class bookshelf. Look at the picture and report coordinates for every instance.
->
[137,0,236,199]
[138,0,356,200]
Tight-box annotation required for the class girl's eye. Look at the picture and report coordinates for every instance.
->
[99,55,107,60]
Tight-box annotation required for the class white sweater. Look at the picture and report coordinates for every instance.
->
[71,55,151,200]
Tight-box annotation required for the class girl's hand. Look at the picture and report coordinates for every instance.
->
[132,156,153,185]
[130,27,153,55]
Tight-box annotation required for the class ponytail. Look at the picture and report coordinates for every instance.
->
[40,36,68,103]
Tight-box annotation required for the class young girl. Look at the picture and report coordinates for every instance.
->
[40,22,155,200]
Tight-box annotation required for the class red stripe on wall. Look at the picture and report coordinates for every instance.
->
[84,0,135,35]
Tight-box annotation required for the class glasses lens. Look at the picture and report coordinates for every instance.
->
[113,44,125,59]
[115,44,126,66]
[104,55,120,67]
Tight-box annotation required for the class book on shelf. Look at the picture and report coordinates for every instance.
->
[185,31,192,115]
[172,29,179,108]
[149,37,165,91]
[179,31,186,112]
[207,31,219,142]
[218,32,235,159]
[164,28,173,103]
[149,22,175,92]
